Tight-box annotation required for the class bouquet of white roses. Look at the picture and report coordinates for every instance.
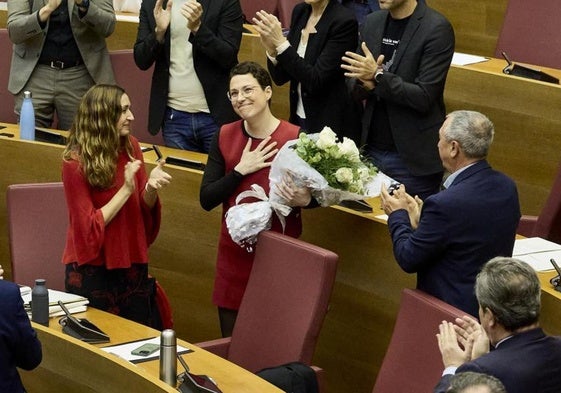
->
[226,127,392,250]
[271,127,378,206]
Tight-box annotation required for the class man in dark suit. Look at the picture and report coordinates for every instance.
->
[434,257,561,393]
[0,268,43,393]
[380,111,520,316]
[134,0,243,153]
[342,0,454,199]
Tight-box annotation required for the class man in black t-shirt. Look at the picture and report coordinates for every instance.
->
[342,0,454,200]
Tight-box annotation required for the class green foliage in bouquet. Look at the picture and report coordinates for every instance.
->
[294,128,377,194]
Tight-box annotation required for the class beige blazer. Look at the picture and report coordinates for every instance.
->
[7,0,116,94]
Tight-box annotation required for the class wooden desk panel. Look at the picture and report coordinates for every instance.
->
[3,124,561,393]
[445,59,561,216]
[21,308,283,393]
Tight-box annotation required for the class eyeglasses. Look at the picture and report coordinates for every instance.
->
[227,85,260,101]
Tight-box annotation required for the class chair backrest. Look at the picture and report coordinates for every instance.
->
[495,0,561,69]
[109,49,164,146]
[227,230,338,373]
[372,288,466,393]
[239,0,277,23]
[277,0,301,28]
[531,162,561,243]
[0,29,18,124]
[7,182,68,291]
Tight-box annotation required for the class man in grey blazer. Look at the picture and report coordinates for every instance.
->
[342,0,454,200]
[7,0,116,130]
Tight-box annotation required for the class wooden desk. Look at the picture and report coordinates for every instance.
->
[2,124,561,393]
[21,308,283,393]
[538,271,561,336]
[445,58,561,216]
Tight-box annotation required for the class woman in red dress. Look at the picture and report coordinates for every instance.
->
[62,84,172,328]
[200,62,313,336]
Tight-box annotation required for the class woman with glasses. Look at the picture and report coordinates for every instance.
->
[200,61,313,337]
[252,0,361,141]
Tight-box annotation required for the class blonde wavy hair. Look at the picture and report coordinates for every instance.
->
[63,84,133,189]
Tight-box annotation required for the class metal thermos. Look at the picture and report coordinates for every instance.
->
[159,329,177,386]
[31,279,49,326]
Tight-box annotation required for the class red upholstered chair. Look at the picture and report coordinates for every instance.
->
[7,182,174,328]
[372,288,466,393]
[517,162,561,244]
[196,230,338,389]
[239,0,277,23]
[495,0,561,69]
[7,182,67,291]
[0,29,18,124]
[109,49,164,146]
[277,0,301,28]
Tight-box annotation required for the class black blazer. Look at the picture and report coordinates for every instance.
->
[134,0,243,135]
[359,2,455,175]
[268,0,360,138]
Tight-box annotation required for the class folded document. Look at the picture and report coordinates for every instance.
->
[513,237,561,271]
[22,288,89,317]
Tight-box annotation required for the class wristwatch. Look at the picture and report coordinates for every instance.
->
[374,69,384,84]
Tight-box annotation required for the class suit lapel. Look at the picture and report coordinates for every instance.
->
[367,13,386,56]
[307,1,336,61]
[388,6,423,72]
[198,0,210,25]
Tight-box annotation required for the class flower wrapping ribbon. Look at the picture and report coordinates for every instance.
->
[226,184,292,251]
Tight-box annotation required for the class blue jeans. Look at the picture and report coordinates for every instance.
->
[162,107,218,153]
[366,146,443,200]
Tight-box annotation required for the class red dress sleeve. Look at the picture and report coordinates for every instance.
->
[62,159,106,264]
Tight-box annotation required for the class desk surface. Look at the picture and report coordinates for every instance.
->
[23,308,283,393]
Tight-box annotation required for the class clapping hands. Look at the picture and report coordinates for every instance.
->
[436,316,490,368]
[147,160,172,192]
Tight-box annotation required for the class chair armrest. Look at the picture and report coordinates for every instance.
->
[311,365,325,393]
[195,337,232,359]
[518,215,538,237]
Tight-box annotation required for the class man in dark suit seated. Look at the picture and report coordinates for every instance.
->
[434,257,561,393]
[0,264,43,393]
[380,110,521,316]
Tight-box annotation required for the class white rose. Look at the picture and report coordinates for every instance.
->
[335,167,353,184]
[358,166,371,182]
[339,137,360,162]
[316,127,337,150]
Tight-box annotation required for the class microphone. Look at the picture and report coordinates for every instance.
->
[549,259,561,292]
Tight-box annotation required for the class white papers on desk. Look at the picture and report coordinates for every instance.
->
[512,237,561,271]
[101,336,192,364]
[375,214,388,222]
[452,52,489,66]
[22,289,89,317]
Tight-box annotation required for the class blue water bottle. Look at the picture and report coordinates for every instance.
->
[20,90,35,141]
